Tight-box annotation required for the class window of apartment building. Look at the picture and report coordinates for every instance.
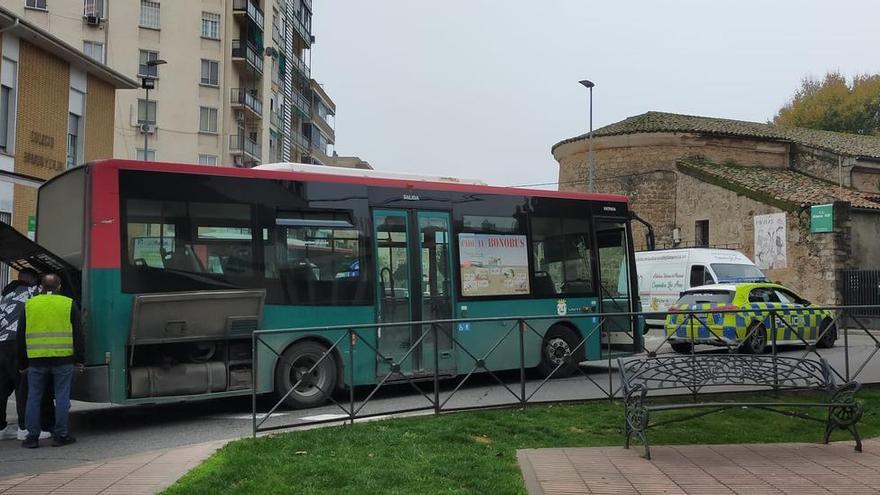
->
[200,60,219,86]
[138,50,159,78]
[136,148,156,161]
[66,113,80,169]
[0,58,17,154]
[26,0,47,10]
[272,8,281,44]
[199,107,218,134]
[695,220,709,247]
[84,0,105,18]
[201,12,220,39]
[198,154,217,166]
[137,99,157,125]
[139,0,160,29]
[82,41,104,63]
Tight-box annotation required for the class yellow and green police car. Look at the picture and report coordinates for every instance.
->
[665,283,837,354]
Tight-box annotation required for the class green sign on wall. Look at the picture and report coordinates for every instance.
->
[810,204,833,233]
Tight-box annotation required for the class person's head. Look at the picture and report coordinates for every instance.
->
[41,273,62,293]
[17,268,39,287]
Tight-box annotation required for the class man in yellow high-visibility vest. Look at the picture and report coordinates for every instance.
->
[16,274,84,449]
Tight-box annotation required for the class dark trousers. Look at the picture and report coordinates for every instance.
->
[0,343,24,430]
[0,343,54,431]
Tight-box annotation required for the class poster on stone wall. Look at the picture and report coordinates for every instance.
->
[754,213,787,270]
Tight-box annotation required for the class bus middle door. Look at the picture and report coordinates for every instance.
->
[595,219,639,355]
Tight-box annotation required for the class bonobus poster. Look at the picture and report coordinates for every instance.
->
[458,233,530,297]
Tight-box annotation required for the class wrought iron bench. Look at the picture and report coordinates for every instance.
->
[617,355,863,459]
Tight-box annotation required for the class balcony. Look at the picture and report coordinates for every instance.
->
[290,54,310,81]
[229,134,261,162]
[291,16,311,47]
[291,130,309,153]
[311,109,335,144]
[231,88,263,119]
[232,0,263,30]
[291,88,310,119]
[231,40,263,76]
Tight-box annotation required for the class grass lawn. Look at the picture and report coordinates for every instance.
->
[166,387,880,495]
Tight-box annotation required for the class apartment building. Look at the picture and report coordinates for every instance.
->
[0,6,136,282]
[1,0,337,167]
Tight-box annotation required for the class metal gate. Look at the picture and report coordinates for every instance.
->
[842,270,880,317]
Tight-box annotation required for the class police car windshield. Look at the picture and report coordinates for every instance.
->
[678,291,734,305]
[711,263,765,282]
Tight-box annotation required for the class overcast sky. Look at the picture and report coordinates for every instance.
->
[310,1,880,188]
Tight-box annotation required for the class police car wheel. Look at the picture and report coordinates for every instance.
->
[670,342,693,354]
[741,324,767,354]
[817,319,837,349]
[537,326,584,378]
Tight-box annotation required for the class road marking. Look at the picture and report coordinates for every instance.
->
[298,413,349,422]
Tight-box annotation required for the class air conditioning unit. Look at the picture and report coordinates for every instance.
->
[139,123,156,134]
[85,15,102,26]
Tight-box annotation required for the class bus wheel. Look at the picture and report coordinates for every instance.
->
[274,341,337,409]
[537,326,584,378]
[740,323,767,354]
[817,319,837,349]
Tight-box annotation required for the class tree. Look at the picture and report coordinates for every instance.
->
[773,72,880,135]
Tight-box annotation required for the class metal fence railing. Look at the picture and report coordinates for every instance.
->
[251,305,880,436]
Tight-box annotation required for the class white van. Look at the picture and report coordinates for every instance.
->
[635,248,766,328]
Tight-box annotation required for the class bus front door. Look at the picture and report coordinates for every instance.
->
[595,219,639,355]
[373,210,456,379]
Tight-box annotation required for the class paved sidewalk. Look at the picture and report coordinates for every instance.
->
[518,439,880,494]
[0,440,225,494]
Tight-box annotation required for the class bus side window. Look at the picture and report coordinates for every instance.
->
[530,216,593,296]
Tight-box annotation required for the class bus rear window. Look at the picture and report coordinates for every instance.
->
[677,291,734,305]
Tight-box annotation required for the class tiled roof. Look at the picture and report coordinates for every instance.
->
[552,111,880,160]
[677,158,880,210]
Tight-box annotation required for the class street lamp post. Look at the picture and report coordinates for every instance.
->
[579,79,595,192]
[141,59,167,161]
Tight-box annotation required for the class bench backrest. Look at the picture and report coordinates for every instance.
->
[618,355,834,395]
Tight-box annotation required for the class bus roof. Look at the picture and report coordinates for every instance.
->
[79,160,630,204]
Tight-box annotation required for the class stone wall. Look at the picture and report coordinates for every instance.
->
[674,173,850,304]
[789,144,853,186]
[554,132,789,248]
[851,166,880,194]
[851,210,880,269]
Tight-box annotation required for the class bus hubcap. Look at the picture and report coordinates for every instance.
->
[290,356,324,397]
[546,338,571,365]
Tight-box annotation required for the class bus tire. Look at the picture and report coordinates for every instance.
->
[817,319,837,349]
[537,325,584,378]
[740,323,767,354]
[670,342,693,354]
[274,340,338,409]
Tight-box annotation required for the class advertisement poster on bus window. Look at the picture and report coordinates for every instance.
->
[458,233,530,297]
[754,213,787,269]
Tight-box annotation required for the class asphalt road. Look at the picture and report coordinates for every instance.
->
[2,332,879,479]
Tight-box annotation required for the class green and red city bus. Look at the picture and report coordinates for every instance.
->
[0,160,642,408]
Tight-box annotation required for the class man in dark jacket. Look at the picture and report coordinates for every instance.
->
[17,274,84,448]
[0,268,39,440]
